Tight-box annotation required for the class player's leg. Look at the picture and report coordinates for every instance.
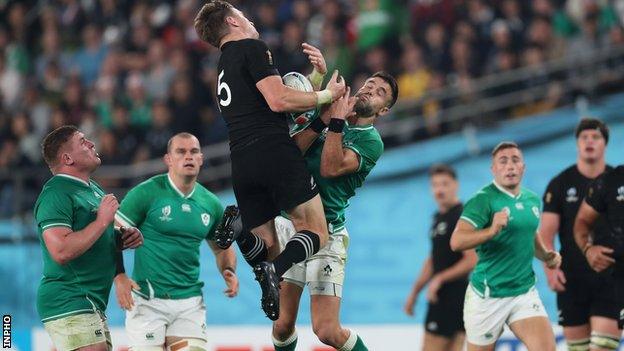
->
[272,281,304,351]
[126,294,168,350]
[423,282,467,351]
[449,332,466,351]
[558,276,592,351]
[43,312,113,351]
[588,317,621,350]
[507,288,555,351]
[165,296,208,351]
[463,287,507,351]
[588,275,622,351]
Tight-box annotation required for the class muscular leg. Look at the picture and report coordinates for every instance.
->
[287,194,328,248]
[564,324,591,350]
[509,316,556,351]
[466,342,495,351]
[77,342,110,351]
[311,295,350,348]
[165,336,206,351]
[450,332,466,351]
[272,282,304,351]
[589,316,622,350]
[422,332,455,351]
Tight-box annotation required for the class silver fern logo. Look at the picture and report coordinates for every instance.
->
[617,186,624,201]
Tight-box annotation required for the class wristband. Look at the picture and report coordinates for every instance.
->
[583,244,592,256]
[309,117,327,133]
[309,69,325,88]
[315,89,332,106]
[222,267,236,275]
[328,118,345,133]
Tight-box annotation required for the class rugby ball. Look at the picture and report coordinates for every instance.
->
[282,72,319,125]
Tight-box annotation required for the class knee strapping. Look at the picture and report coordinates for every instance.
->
[567,338,589,351]
[166,339,207,351]
[590,332,620,350]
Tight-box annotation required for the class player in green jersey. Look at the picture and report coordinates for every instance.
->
[265,71,398,351]
[113,133,238,351]
[450,142,562,351]
[35,125,143,351]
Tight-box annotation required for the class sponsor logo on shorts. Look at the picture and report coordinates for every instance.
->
[427,322,438,331]
[145,332,154,340]
[310,176,316,190]
[94,329,102,337]
[323,264,332,277]
[532,303,541,311]
[484,332,493,339]
[558,309,564,322]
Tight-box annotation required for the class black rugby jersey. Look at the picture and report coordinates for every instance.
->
[543,165,613,275]
[216,39,289,150]
[586,165,624,260]
[430,203,465,276]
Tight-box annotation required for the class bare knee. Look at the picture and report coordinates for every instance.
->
[273,320,296,341]
[313,323,341,346]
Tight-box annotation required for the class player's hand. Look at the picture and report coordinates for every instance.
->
[545,268,566,292]
[119,226,143,249]
[222,269,239,298]
[328,87,356,120]
[426,275,443,303]
[325,70,346,101]
[544,250,561,269]
[97,194,119,226]
[302,43,327,75]
[403,294,416,317]
[114,273,140,310]
[489,209,509,236]
[585,245,615,272]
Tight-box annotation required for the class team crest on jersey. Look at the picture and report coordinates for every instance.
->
[532,206,540,218]
[160,205,172,221]
[201,213,211,226]
[432,222,447,237]
[181,203,191,212]
[616,186,624,201]
[565,187,578,202]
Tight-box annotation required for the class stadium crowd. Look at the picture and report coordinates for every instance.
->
[1,0,624,217]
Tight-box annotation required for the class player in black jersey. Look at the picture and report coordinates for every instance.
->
[404,164,477,351]
[194,1,345,320]
[575,165,624,342]
[540,118,621,350]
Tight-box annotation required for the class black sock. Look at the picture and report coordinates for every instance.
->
[236,230,268,267]
[273,230,321,277]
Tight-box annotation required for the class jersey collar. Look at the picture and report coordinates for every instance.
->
[167,174,196,199]
[492,180,521,199]
[55,173,90,187]
[346,122,374,131]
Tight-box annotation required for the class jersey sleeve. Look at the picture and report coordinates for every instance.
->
[344,136,384,173]
[118,184,151,227]
[205,195,225,240]
[244,40,279,83]
[542,176,563,214]
[35,189,73,231]
[585,173,608,213]
[460,191,492,229]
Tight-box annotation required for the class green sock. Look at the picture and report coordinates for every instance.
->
[273,332,297,351]
[351,336,368,351]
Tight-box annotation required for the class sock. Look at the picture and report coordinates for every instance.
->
[273,331,298,351]
[272,230,320,277]
[339,330,368,351]
[235,230,267,266]
[567,338,589,351]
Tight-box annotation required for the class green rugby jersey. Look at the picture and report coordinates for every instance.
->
[117,174,223,299]
[304,123,383,233]
[34,174,116,322]
[460,182,541,298]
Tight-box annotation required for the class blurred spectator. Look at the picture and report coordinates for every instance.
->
[125,72,152,130]
[356,0,407,51]
[0,50,24,112]
[423,22,451,73]
[110,103,141,164]
[71,24,108,87]
[10,112,39,165]
[275,21,309,74]
[142,101,174,159]
[60,78,87,125]
[255,2,281,48]
[320,24,354,82]
[397,43,431,101]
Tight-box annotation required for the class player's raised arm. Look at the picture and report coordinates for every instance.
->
[302,42,327,91]
[257,70,345,113]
